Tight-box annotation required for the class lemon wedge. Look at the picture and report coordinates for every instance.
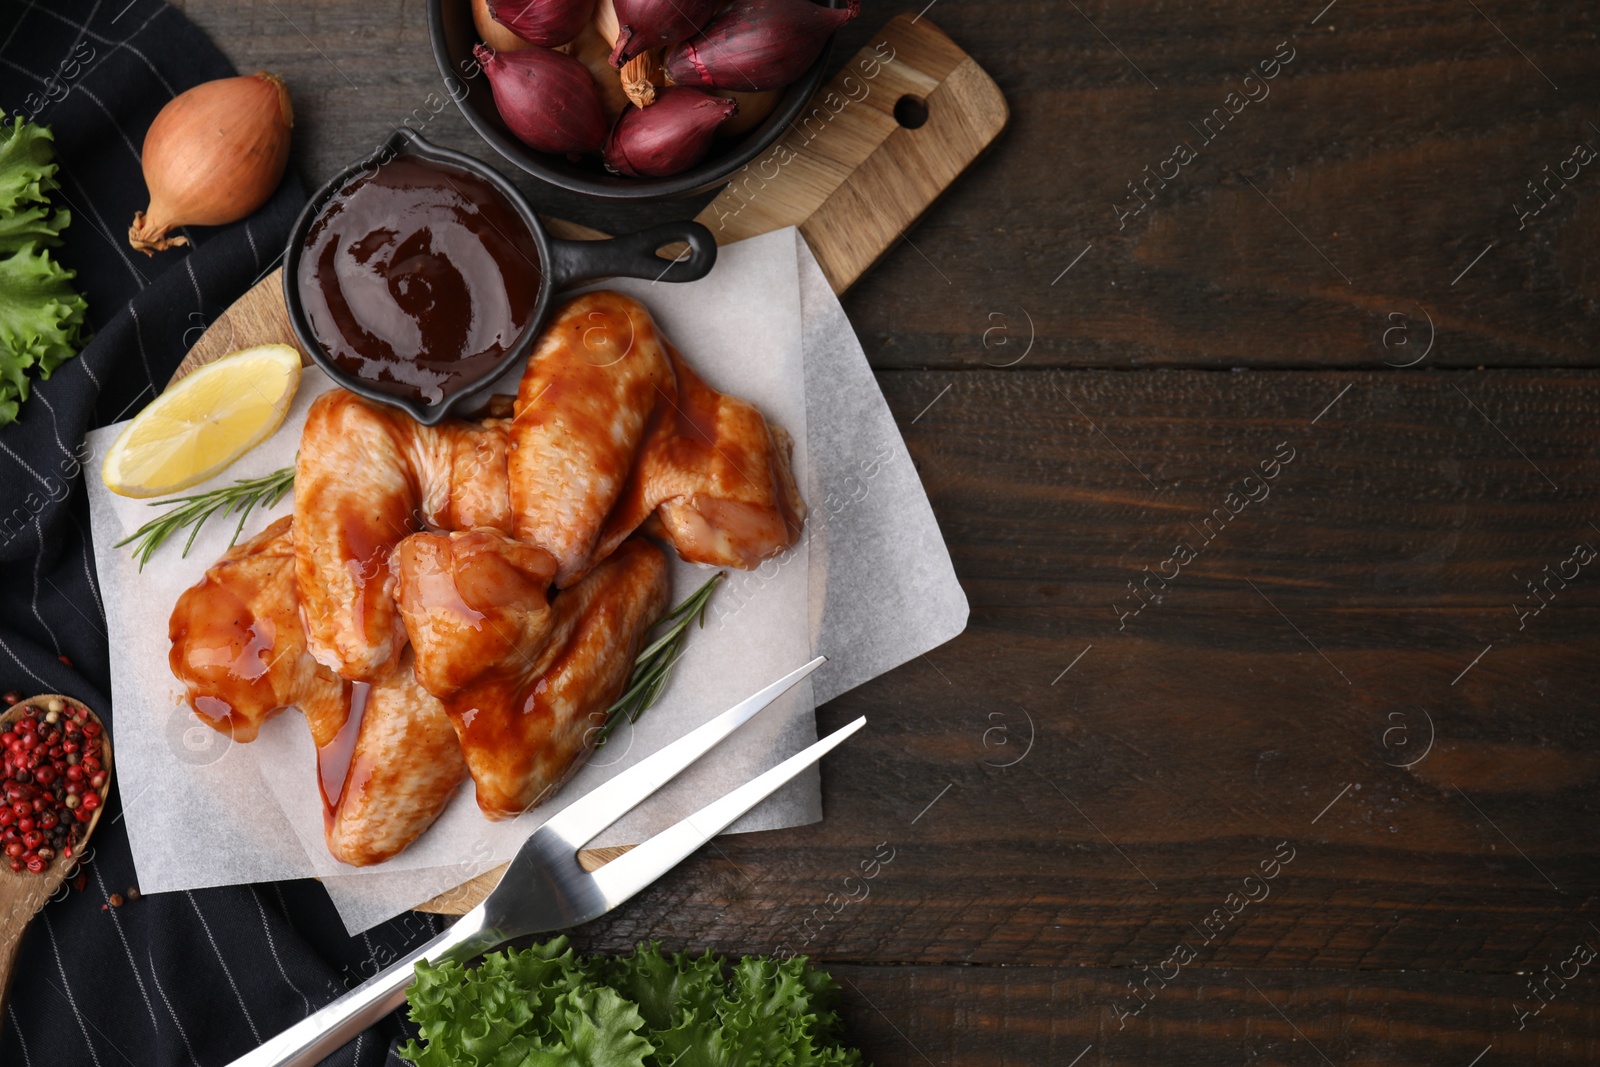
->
[101,344,302,498]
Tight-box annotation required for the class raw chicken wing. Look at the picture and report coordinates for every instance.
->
[171,289,810,866]
[169,517,347,743]
[596,342,805,568]
[428,537,669,818]
[294,389,512,682]
[392,529,559,699]
[171,516,469,866]
[509,292,674,588]
[321,652,468,867]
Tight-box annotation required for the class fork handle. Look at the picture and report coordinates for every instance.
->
[224,906,497,1067]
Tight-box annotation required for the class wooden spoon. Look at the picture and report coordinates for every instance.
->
[0,694,114,1018]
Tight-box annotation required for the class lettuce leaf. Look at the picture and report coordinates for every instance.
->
[0,117,87,427]
[400,938,866,1067]
[0,116,59,224]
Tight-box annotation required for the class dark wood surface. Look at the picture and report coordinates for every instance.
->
[175,0,1600,1062]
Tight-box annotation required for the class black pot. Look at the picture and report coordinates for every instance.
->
[427,0,838,200]
[281,129,716,425]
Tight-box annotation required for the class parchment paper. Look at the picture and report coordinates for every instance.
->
[84,228,967,932]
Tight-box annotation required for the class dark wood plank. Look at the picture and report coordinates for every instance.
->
[562,369,1600,974]
[174,0,1600,368]
[824,964,1600,1066]
[843,2,1600,370]
[163,2,1600,1060]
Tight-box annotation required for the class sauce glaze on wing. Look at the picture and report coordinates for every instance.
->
[294,390,513,682]
[392,529,559,699]
[322,652,468,867]
[169,516,348,743]
[595,341,806,569]
[509,291,674,588]
[170,516,469,867]
[440,537,669,819]
[170,290,810,866]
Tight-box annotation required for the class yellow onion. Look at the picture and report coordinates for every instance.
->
[567,24,634,121]
[595,0,621,46]
[128,72,293,255]
[717,87,781,136]
[473,0,537,52]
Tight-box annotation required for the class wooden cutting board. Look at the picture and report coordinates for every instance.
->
[164,14,1005,913]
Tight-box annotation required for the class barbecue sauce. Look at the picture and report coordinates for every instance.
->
[318,681,369,830]
[298,156,542,405]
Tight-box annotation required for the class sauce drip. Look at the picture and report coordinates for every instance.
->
[168,567,288,739]
[318,680,370,827]
[298,155,543,405]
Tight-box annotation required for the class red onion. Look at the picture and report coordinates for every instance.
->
[608,0,720,67]
[486,0,596,47]
[476,43,608,157]
[665,0,859,93]
[603,87,737,177]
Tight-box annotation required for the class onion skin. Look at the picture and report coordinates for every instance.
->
[473,0,537,51]
[666,0,859,92]
[128,72,292,255]
[567,24,634,122]
[619,50,663,108]
[594,0,621,47]
[608,0,720,68]
[603,86,736,177]
[476,43,608,157]
[488,0,596,47]
[717,87,782,136]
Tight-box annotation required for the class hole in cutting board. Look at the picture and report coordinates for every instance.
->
[894,95,929,129]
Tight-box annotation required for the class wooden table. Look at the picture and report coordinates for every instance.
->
[175,1,1600,1062]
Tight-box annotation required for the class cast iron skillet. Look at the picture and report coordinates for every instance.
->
[427,0,840,200]
[282,129,716,425]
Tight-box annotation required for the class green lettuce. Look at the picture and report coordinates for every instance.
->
[0,116,87,426]
[400,937,867,1067]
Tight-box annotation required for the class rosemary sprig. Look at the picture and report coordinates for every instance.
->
[597,571,725,744]
[115,465,296,569]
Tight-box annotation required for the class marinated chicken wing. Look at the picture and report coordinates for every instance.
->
[436,537,669,818]
[392,529,559,699]
[595,342,805,569]
[171,516,468,865]
[295,389,513,682]
[509,291,674,588]
[321,653,468,867]
[174,288,809,866]
[169,517,348,743]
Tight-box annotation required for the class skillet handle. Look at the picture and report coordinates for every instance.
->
[545,221,717,288]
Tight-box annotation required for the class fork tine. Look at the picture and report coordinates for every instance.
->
[587,715,867,906]
[538,655,827,849]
